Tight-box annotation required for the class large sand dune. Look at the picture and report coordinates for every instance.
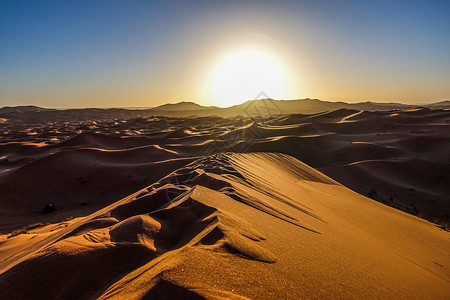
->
[0,107,448,232]
[0,152,448,299]
[0,106,449,298]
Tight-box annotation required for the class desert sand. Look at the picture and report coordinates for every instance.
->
[0,105,449,299]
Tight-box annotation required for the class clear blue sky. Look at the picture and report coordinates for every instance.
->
[1,0,449,108]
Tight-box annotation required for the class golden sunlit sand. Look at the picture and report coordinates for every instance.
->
[0,152,448,299]
[0,105,449,299]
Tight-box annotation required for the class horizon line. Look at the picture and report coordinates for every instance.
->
[1,97,449,110]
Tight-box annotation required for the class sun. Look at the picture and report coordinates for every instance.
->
[206,46,291,107]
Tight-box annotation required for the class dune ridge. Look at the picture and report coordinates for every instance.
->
[0,152,448,299]
[1,107,448,233]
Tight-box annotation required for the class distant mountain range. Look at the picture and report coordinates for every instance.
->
[152,101,217,111]
[1,99,449,123]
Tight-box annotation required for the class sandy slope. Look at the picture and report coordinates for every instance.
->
[0,152,448,299]
[1,108,448,232]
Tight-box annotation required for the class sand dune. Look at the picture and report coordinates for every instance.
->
[0,107,448,232]
[0,106,449,298]
[0,152,448,299]
[0,132,194,232]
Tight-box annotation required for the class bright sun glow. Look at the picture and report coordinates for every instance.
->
[207,46,291,107]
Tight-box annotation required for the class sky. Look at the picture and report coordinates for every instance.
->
[1,0,449,108]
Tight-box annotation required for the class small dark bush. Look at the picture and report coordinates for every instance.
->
[42,203,56,214]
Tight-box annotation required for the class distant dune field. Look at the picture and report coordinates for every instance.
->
[0,106,448,231]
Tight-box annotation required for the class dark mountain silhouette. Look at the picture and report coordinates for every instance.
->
[152,101,217,111]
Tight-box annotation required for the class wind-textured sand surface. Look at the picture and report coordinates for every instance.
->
[0,107,448,230]
[0,152,449,299]
[0,106,449,299]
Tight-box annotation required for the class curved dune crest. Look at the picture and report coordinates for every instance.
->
[1,107,448,230]
[0,152,449,299]
[1,107,449,298]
